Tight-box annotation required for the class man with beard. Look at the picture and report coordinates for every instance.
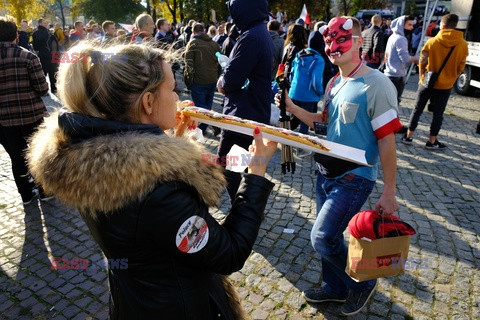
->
[277,17,401,316]
[383,15,419,104]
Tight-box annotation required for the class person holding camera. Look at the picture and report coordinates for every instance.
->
[401,14,468,149]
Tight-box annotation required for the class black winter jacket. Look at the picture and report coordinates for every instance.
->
[32,25,51,59]
[361,25,385,64]
[28,110,274,319]
[221,0,274,124]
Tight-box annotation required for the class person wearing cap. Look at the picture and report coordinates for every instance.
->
[295,18,310,37]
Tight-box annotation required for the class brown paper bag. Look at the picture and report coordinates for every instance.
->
[346,235,411,282]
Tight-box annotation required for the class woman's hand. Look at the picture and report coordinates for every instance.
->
[174,112,197,137]
[247,127,278,177]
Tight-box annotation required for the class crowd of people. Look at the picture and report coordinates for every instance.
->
[0,0,471,317]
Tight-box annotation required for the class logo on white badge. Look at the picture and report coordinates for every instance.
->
[176,216,209,253]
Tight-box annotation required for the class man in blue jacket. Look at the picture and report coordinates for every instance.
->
[217,0,274,202]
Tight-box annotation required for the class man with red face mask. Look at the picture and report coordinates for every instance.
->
[276,16,402,316]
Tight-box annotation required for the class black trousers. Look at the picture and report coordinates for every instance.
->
[408,85,451,137]
[387,76,405,104]
[217,130,253,203]
[0,119,43,201]
[40,57,58,92]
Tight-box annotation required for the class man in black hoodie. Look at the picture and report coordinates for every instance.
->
[33,18,56,93]
[216,0,274,202]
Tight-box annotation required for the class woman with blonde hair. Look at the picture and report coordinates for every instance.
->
[28,42,276,319]
[208,25,217,38]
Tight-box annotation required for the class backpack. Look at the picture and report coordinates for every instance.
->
[289,48,324,101]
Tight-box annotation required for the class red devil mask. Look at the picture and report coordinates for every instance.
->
[320,17,355,58]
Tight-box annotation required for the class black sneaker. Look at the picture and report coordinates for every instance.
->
[38,188,55,201]
[22,189,39,205]
[302,288,347,303]
[340,280,377,316]
[401,135,413,145]
[425,140,446,150]
[212,126,222,137]
[40,194,55,202]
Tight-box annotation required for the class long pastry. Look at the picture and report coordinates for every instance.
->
[181,106,330,152]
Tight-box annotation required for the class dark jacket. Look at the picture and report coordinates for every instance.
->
[184,33,221,86]
[361,25,385,64]
[32,25,51,59]
[221,0,274,124]
[214,33,228,47]
[28,110,274,320]
[282,42,303,80]
[269,30,284,80]
[18,31,30,50]
[154,30,173,45]
[222,25,239,57]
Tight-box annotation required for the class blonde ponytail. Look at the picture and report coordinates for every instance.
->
[57,42,103,118]
[56,42,180,122]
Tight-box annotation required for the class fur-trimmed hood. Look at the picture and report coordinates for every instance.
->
[28,111,226,215]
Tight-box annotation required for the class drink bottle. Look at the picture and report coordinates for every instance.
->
[215,52,229,69]
[216,52,249,90]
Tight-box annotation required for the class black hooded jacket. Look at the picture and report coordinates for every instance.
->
[220,0,274,124]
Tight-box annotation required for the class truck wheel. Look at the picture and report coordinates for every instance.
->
[455,66,475,96]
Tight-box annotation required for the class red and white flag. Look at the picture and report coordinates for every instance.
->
[299,4,311,25]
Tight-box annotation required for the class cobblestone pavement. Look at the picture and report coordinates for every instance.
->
[1,73,479,319]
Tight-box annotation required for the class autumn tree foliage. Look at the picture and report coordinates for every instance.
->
[4,0,53,23]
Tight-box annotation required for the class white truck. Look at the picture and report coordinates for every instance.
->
[452,0,480,95]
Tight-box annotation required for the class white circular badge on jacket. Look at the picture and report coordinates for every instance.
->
[176,215,209,253]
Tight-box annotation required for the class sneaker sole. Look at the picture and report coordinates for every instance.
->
[341,281,378,316]
[401,140,413,145]
[425,146,446,150]
[22,198,37,205]
[302,292,346,303]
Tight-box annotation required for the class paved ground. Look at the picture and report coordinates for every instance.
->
[1,73,479,319]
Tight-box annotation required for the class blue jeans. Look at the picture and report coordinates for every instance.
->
[189,82,216,132]
[312,173,376,297]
